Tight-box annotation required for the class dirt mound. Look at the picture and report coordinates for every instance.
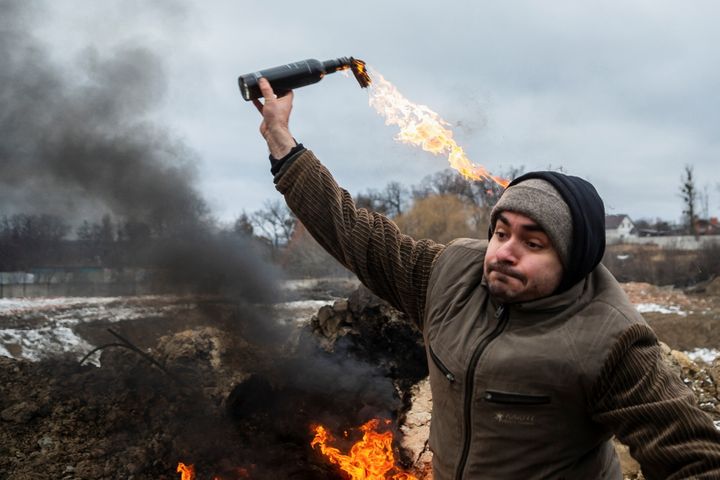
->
[0,328,247,479]
[310,286,428,390]
[706,277,720,296]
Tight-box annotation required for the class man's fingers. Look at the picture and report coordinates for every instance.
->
[252,98,264,114]
[257,77,276,100]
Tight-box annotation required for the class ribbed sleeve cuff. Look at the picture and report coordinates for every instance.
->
[269,142,305,176]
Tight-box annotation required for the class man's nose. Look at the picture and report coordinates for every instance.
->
[496,238,519,264]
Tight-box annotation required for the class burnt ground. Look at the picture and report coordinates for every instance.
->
[0,283,424,480]
[0,278,718,480]
[0,312,348,480]
[0,331,405,480]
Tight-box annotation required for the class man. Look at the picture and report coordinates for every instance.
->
[250,78,720,479]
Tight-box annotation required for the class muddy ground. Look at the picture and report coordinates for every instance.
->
[0,279,427,480]
[0,277,719,479]
[623,279,720,350]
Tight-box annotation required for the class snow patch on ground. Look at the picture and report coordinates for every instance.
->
[685,348,720,364]
[273,300,332,310]
[634,303,687,316]
[0,296,198,362]
[0,296,120,313]
[281,279,320,291]
[0,295,333,362]
[0,323,94,362]
[272,299,333,324]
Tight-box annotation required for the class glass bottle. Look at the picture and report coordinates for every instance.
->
[238,57,369,101]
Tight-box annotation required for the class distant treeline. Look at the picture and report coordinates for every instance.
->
[0,167,517,277]
[3,165,716,286]
[0,213,168,270]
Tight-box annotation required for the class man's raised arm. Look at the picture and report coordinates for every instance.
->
[251,78,445,327]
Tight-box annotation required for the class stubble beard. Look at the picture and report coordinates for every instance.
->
[485,262,563,303]
[485,262,527,303]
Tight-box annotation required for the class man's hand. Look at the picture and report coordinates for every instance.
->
[252,78,297,159]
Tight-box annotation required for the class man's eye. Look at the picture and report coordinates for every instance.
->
[495,231,507,239]
[527,241,543,249]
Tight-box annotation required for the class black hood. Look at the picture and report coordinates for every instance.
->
[501,171,606,293]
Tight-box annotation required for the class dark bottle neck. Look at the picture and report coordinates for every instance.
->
[321,57,352,74]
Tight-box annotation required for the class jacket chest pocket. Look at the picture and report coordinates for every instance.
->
[483,390,551,405]
[479,386,558,436]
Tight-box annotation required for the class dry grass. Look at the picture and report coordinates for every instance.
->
[604,243,720,287]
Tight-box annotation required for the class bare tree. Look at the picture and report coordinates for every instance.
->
[379,181,408,217]
[355,188,386,215]
[412,169,475,203]
[412,166,523,210]
[117,220,152,243]
[251,199,296,249]
[98,215,115,243]
[74,214,117,266]
[680,165,697,237]
[698,185,710,221]
[233,212,254,237]
[0,213,70,269]
[356,181,409,218]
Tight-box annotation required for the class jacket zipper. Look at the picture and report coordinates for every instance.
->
[454,304,510,480]
[429,345,456,382]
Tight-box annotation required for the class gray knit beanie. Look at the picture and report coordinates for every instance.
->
[490,179,573,269]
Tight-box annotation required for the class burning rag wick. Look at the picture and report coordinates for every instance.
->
[349,58,372,88]
[366,67,509,188]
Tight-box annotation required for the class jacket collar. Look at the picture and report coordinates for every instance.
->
[484,274,590,324]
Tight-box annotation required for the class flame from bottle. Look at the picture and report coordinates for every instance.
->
[311,419,418,480]
[367,68,509,188]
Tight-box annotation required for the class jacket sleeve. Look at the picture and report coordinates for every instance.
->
[590,324,720,480]
[273,149,445,328]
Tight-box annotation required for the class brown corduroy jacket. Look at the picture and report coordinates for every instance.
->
[274,149,720,479]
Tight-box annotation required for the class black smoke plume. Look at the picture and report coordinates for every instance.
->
[0,0,279,301]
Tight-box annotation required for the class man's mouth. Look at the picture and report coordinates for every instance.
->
[487,263,527,284]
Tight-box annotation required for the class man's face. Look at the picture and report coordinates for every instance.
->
[484,211,564,303]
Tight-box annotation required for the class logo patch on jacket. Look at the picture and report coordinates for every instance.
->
[494,412,536,425]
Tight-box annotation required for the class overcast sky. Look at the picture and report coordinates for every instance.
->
[20,1,720,223]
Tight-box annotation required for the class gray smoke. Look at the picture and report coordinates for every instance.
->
[0,0,282,302]
[2,8,415,474]
[0,0,202,226]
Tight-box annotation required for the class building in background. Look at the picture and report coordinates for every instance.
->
[605,214,637,244]
[694,217,720,236]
